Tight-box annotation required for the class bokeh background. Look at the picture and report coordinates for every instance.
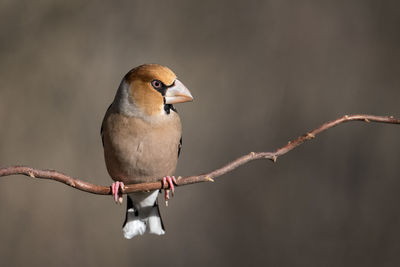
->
[0,1,399,266]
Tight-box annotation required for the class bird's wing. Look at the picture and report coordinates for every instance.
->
[100,104,112,147]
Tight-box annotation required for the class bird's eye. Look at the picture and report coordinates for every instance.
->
[151,80,162,89]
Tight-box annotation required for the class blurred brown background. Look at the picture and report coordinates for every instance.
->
[0,1,399,266]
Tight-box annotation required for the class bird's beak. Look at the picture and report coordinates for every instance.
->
[165,79,194,104]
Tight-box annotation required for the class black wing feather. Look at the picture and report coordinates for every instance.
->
[178,137,182,158]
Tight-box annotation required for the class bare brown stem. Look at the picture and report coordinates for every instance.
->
[0,114,399,195]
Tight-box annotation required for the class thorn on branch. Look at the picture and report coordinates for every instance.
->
[306,133,315,139]
[206,176,214,182]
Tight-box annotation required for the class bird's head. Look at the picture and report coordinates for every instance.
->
[114,64,193,117]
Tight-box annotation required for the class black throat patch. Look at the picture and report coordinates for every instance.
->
[163,101,176,114]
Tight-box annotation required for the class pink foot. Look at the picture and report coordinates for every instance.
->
[111,181,125,204]
[162,176,177,205]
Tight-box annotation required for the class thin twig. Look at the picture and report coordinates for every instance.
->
[0,114,399,195]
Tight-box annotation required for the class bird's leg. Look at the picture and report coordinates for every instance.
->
[162,176,177,206]
[111,181,125,204]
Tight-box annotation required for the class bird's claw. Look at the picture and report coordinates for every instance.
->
[162,176,177,205]
[111,181,125,204]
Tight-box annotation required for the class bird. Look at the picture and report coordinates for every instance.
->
[100,64,193,238]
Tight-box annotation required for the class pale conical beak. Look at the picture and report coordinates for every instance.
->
[165,79,194,104]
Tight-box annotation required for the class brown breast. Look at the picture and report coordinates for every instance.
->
[102,111,182,184]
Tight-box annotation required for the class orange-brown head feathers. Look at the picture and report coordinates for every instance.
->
[126,64,176,116]
[113,64,193,118]
[126,64,177,86]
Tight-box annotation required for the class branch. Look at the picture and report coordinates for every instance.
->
[0,114,399,195]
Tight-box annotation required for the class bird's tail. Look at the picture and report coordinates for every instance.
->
[122,190,165,239]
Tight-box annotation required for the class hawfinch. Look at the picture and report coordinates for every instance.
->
[101,64,193,238]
